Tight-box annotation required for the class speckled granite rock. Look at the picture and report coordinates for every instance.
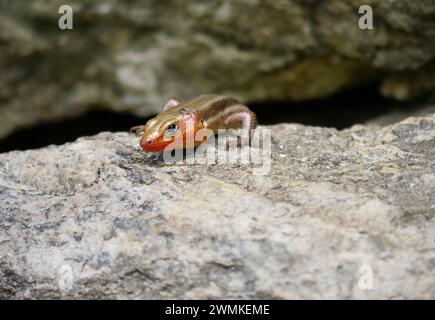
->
[1,0,435,138]
[0,113,434,299]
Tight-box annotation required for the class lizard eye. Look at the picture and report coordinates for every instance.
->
[165,123,178,137]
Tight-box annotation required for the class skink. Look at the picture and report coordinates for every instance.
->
[130,95,257,152]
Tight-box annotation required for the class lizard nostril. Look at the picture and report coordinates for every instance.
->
[140,137,154,150]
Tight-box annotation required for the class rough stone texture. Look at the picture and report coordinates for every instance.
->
[365,101,435,128]
[0,112,434,299]
[1,0,435,138]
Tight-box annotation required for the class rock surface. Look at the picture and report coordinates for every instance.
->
[0,112,434,299]
[1,0,435,138]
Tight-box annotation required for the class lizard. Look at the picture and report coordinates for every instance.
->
[130,95,257,152]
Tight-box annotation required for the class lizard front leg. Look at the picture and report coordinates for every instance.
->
[130,125,147,135]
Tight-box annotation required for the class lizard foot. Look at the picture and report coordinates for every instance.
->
[130,125,146,135]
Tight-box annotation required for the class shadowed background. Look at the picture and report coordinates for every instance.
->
[0,0,435,151]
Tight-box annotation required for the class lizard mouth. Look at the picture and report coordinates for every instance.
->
[140,128,203,153]
[140,134,191,152]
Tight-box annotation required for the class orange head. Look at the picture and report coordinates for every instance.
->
[140,108,205,153]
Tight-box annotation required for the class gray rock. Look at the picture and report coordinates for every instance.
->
[0,112,434,299]
[365,102,435,128]
[1,0,435,138]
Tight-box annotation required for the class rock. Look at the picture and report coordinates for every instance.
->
[1,0,435,138]
[364,101,435,128]
[0,112,434,299]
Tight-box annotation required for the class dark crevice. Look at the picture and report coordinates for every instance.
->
[0,83,429,153]
[249,82,425,127]
[0,110,143,153]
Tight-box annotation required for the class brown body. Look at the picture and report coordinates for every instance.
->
[130,95,257,152]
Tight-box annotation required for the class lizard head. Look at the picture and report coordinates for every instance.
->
[140,108,205,152]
